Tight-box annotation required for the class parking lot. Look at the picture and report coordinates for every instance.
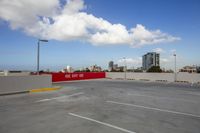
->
[0,79,200,133]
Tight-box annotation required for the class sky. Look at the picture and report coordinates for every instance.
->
[0,0,200,71]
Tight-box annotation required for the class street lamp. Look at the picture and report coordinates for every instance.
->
[123,57,127,80]
[37,39,48,75]
[173,53,177,81]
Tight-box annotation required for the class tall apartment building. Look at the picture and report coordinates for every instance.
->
[108,61,114,71]
[142,52,160,70]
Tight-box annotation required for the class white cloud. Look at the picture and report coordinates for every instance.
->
[0,0,59,30]
[160,58,170,63]
[170,49,177,54]
[0,0,181,47]
[118,57,142,66]
[152,48,165,53]
[130,25,180,47]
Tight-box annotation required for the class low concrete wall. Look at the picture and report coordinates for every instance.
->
[0,75,52,94]
[177,73,200,83]
[106,72,200,83]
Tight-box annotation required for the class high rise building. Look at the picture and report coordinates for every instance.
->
[113,64,118,70]
[142,52,160,70]
[108,61,114,71]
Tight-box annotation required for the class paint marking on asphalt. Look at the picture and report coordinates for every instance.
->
[187,92,200,96]
[106,101,200,118]
[36,92,84,102]
[127,93,196,103]
[37,99,51,102]
[68,113,136,133]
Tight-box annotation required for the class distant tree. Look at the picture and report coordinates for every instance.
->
[147,66,162,73]
[85,68,90,72]
[74,70,81,72]
[165,69,174,73]
[39,70,44,73]
[127,69,134,72]
[197,66,200,73]
[111,69,117,72]
[134,69,143,72]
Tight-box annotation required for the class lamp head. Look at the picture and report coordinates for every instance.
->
[39,39,48,42]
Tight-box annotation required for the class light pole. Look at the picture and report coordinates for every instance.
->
[173,53,177,81]
[37,39,48,75]
[123,57,127,80]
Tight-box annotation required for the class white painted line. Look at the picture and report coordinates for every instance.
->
[53,79,102,83]
[128,93,162,98]
[187,92,200,96]
[36,98,51,102]
[68,113,136,133]
[107,101,200,118]
[36,92,84,102]
[52,92,84,100]
[127,93,196,103]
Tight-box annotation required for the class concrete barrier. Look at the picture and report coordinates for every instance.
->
[40,72,106,82]
[106,72,200,83]
[0,75,52,94]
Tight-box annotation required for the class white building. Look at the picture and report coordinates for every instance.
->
[179,65,197,73]
[62,66,74,73]
[89,65,102,72]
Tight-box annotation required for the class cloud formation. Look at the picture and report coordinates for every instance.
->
[160,58,170,63]
[153,48,165,53]
[118,57,142,66]
[0,0,180,47]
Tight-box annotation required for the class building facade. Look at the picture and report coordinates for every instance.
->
[108,61,114,71]
[89,65,102,72]
[142,52,160,70]
[179,65,197,73]
[62,66,74,73]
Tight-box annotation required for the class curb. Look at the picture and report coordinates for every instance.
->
[0,86,61,96]
[115,78,125,80]
[29,86,61,93]
[127,78,135,80]
[139,79,150,81]
[0,91,29,96]
[155,80,168,82]
[175,80,189,83]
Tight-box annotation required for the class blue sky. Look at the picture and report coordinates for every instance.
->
[0,0,200,71]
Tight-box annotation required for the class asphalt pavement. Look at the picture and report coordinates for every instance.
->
[0,79,200,133]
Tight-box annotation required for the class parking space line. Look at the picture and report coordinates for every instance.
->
[107,101,200,118]
[127,93,196,103]
[36,92,84,102]
[36,98,51,102]
[187,92,200,96]
[68,113,136,133]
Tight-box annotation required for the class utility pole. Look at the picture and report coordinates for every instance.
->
[174,53,177,82]
[37,39,48,75]
[123,57,127,80]
[37,40,40,75]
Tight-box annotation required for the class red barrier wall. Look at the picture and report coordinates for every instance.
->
[49,72,105,82]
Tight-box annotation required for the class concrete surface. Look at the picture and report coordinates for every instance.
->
[106,72,200,83]
[0,79,200,133]
[0,75,52,93]
[0,71,31,76]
